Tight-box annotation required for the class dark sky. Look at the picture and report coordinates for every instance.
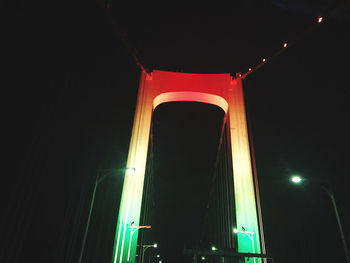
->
[3,1,350,263]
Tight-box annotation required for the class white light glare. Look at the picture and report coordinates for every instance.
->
[291,176,302,183]
[126,168,136,174]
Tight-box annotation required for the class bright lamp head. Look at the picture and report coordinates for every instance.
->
[291,175,302,183]
[126,168,136,174]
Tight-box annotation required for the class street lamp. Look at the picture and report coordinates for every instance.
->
[127,223,151,262]
[234,228,256,263]
[290,176,350,263]
[141,243,158,263]
[78,168,135,263]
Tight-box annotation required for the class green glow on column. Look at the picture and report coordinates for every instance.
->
[233,229,257,263]
[113,170,145,263]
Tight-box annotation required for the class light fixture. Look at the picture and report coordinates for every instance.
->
[126,168,136,174]
[291,175,302,183]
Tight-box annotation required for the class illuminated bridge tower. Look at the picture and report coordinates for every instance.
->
[112,70,266,263]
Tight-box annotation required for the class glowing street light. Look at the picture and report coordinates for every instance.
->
[211,246,218,251]
[290,175,350,263]
[290,175,302,183]
[141,243,158,263]
[149,254,161,263]
[126,167,136,175]
[233,228,256,263]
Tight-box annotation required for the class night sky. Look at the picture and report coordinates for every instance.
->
[3,1,350,263]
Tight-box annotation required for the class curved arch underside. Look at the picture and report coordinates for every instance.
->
[153,91,229,113]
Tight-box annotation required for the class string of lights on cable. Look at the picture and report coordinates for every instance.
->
[104,3,327,79]
[238,16,324,80]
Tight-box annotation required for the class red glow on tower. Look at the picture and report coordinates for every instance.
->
[317,16,323,23]
[283,43,287,48]
[262,58,266,62]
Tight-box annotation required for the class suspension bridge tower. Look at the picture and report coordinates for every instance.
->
[112,70,266,263]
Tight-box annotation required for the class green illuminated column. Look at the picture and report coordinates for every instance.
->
[112,72,154,263]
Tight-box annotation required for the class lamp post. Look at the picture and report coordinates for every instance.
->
[78,168,135,263]
[127,223,151,262]
[141,243,157,263]
[290,175,350,263]
[234,228,256,263]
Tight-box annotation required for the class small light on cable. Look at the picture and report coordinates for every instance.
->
[317,16,323,23]
[262,58,266,63]
[283,42,288,48]
[248,68,252,71]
